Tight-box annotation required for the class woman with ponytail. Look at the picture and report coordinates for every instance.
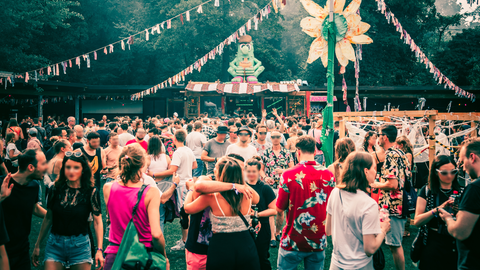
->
[102,144,168,270]
[184,156,261,270]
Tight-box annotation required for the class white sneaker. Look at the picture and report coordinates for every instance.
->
[171,239,185,251]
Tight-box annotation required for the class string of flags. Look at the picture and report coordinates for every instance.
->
[0,95,133,106]
[131,3,273,100]
[4,0,218,87]
[375,0,475,102]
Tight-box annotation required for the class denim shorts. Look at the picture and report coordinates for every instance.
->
[44,233,93,268]
[385,216,407,247]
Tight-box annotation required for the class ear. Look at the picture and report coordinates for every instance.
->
[28,164,35,172]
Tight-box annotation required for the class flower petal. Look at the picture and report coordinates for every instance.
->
[300,17,323,36]
[339,39,355,62]
[346,14,361,29]
[307,37,328,64]
[326,0,346,14]
[342,0,361,18]
[335,42,349,67]
[350,34,373,44]
[300,0,328,20]
[348,21,371,36]
[320,50,329,68]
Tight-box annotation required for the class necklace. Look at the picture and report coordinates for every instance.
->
[440,188,452,196]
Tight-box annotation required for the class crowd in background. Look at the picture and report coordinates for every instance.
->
[0,109,478,270]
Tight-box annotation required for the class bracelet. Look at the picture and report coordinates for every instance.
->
[173,182,178,187]
[97,248,103,253]
[431,210,437,217]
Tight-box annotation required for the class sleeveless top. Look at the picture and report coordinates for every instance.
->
[8,126,21,137]
[210,193,251,233]
[49,160,59,182]
[105,182,152,254]
[148,154,168,173]
[80,147,102,184]
[375,152,384,173]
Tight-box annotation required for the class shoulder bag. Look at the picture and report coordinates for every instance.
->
[111,185,167,270]
[410,186,436,263]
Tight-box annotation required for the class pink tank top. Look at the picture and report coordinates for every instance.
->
[105,182,152,254]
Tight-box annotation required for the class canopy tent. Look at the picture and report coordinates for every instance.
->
[185,82,299,94]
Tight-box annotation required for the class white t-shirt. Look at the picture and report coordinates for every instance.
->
[327,188,382,269]
[141,174,162,197]
[185,131,207,159]
[225,144,258,163]
[6,143,19,166]
[118,133,135,147]
[170,146,196,186]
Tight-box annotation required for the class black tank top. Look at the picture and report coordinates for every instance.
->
[80,147,102,187]
[375,152,384,172]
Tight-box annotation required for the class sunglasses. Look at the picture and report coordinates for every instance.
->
[258,132,267,135]
[238,133,250,136]
[65,151,83,158]
[377,133,385,136]
[436,169,458,176]
[271,136,281,139]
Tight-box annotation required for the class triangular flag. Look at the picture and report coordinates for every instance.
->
[25,72,29,82]
[109,44,114,53]
[186,10,190,21]
[56,63,60,75]
[121,40,125,50]
[69,59,72,67]
[152,24,161,34]
[180,14,184,25]
[215,0,220,6]
[167,20,171,29]
[197,5,203,13]
[94,51,97,60]
[145,29,149,41]
[104,47,108,54]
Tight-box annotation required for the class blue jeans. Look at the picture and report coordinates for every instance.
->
[160,203,166,233]
[193,159,203,177]
[277,248,325,270]
[44,233,93,268]
[315,154,325,165]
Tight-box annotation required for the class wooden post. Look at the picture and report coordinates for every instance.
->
[471,121,477,138]
[339,116,345,138]
[306,91,311,118]
[197,97,201,117]
[221,96,225,114]
[428,115,435,168]
[75,96,80,124]
[184,95,188,117]
[261,97,264,111]
[165,98,169,117]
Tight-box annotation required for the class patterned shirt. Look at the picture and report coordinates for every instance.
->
[250,140,272,157]
[261,147,293,189]
[379,147,410,217]
[276,161,335,252]
[201,126,216,140]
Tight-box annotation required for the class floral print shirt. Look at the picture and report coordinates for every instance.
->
[379,147,411,217]
[261,147,293,189]
[276,161,335,252]
[250,140,272,157]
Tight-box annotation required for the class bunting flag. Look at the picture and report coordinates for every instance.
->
[375,0,475,102]
[131,3,273,100]
[17,0,217,84]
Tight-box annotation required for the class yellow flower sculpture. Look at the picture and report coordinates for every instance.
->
[300,0,372,67]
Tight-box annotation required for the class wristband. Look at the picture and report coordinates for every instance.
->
[174,182,178,187]
[97,248,103,253]
[432,210,437,217]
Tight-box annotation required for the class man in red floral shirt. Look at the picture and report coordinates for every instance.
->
[276,135,335,270]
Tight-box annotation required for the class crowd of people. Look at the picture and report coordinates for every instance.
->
[0,109,478,270]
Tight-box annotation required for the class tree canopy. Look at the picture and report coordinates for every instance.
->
[0,0,478,89]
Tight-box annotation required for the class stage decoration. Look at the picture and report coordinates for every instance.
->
[185,82,298,94]
[375,0,475,102]
[10,0,218,86]
[132,3,273,100]
[300,0,372,167]
[227,35,265,83]
[300,0,372,67]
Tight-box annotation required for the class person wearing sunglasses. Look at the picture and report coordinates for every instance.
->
[228,126,238,145]
[413,155,461,270]
[251,124,272,157]
[439,138,480,270]
[225,126,258,164]
[32,150,104,270]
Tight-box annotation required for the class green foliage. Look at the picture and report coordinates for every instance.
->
[0,0,477,89]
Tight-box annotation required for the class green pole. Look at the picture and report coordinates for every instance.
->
[321,0,335,167]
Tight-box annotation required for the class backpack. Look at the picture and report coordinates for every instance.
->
[111,185,167,270]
